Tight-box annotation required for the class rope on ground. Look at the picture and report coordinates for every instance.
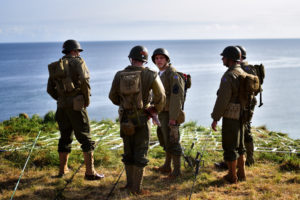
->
[10,130,42,200]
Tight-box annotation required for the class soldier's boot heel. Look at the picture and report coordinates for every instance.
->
[120,165,133,191]
[153,152,172,174]
[83,151,105,180]
[57,152,69,177]
[130,166,149,195]
[223,160,238,184]
[237,155,246,181]
[168,155,181,179]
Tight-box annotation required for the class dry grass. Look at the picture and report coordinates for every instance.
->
[1,156,299,200]
[1,116,299,200]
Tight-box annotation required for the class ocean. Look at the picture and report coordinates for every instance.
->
[0,39,299,139]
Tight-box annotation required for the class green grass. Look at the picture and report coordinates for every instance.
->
[0,112,300,200]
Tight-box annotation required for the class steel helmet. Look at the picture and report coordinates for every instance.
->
[151,48,170,63]
[220,46,241,62]
[62,39,83,54]
[236,45,247,59]
[128,45,148,62]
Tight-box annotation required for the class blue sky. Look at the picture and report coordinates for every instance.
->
[0,0,300,42]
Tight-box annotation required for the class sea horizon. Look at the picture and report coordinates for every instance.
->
[0,39,299,139]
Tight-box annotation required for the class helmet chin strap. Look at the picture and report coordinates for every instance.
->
[159,63,169,71]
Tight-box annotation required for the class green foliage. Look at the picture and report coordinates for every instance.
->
[182,121,197,128]
[43,111,56,123]
[280,155,300,171]
[258,152,284,163]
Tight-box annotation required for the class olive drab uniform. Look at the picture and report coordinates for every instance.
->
[109,65,165,193]
[157,65,185,174]
[155,64,186,178]
[240,61,257,165]
[47,55,94,153]
[211,64,246,162]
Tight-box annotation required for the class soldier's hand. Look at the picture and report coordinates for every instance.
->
[169,119,176,126]
[211,120,218,131]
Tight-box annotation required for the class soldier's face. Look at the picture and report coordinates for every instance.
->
[222,57,229,67]
[155,55,168,70]
[70,50,80,57]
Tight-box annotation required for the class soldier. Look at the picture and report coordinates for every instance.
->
[236,45,256,166]
[214,46,258,168]
[211,46,246,183]
[151,48,185,178]
[109,45,165,194]
[47,39,104,180]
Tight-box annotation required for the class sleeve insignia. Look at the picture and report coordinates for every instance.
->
[172,84,179,94]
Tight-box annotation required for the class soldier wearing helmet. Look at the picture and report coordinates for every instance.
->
[109,45,166,194]
[236,45,257,166]
[47,39,104,180]
[211,46,246,184]
[151,48,185,178]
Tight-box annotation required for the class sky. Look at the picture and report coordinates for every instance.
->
[0,0,300,42]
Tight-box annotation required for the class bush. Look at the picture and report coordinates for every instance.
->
[44,111,56,123]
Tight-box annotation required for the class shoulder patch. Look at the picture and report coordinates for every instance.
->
[222,77,227,82]
[172,84,179,94]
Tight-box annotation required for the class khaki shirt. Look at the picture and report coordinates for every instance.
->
[47,55,91,107]
[211,64,243,121]
[159,65,185,120]
[109,65,166,112]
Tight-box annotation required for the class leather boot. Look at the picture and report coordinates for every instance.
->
[237,155,246,181]
[153,152,172,174]
[130,166,149,195]
[245,141,255,166]
[83,151,105,180]
[223,160,238,184]
[120,165,133,190]
[168,155,181,178]
[58,152,69,177]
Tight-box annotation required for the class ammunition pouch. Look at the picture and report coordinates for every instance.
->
[120,109,146,136]
[223,103,241,120]
[176,110,185,124]
[73,95,85,111]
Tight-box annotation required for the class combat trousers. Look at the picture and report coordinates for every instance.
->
[244,96,256,143]
[55,107,95,153]
[157,111,182,156]
[222,117,245,161]
[121,116,150,167]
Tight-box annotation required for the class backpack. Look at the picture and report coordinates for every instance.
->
[241,63,265,107]
[119,70,143,110]
[176,71,191,109]
[238,71,260,108]
[48,59,75,95]
[241,64,265,86]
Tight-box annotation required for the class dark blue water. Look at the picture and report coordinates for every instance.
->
[0,39,299,139]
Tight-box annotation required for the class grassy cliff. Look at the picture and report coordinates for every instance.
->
[0,112,299,200]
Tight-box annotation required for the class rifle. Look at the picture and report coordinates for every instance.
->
[106,167,125,200]
[188,132,209,200]
[258,86,263,107]
[182,142,195,169]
